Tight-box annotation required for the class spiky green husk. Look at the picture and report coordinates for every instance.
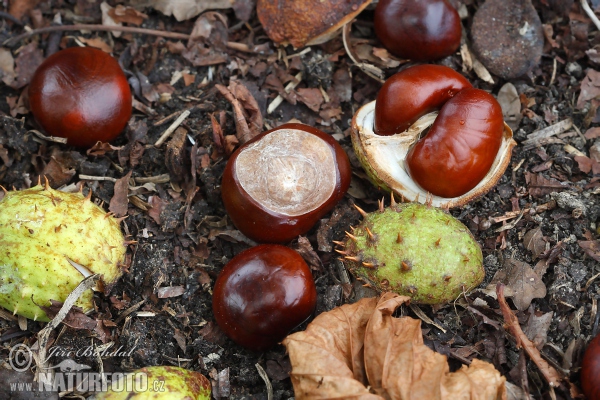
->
[0,185,126,321]
[341,202,483,304]
[95,366,211,399]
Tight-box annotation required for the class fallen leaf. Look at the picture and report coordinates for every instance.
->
[525,172,567,198]
[8,0,40,20]
[0,48,16,87]
[524,311,553,349]
[578,240,600,261]
[215,81,263,144]
[283,293,506,399]
[182,12,228,67]
[296,87,324,112]
[577,69,600,110]
[489,258,546,311]
[10,41,43,89]
[131,0,233,21]
[109,171,132,217]
[497,82,522,130]
[523,227,545,260]
[109,4,148,25]
[77,37,113,53]
[293,236,323,271]
[101,1,123,38]
[157,286,185,298]
[585,127,600,139]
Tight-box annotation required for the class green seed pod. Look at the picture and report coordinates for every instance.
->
[95,366,211,399]
[339,199,484,304]
[0,184,126,321]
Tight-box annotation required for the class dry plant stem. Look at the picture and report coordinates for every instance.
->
[581,0,600,31]
[267,72,302,114]
[496,283,562,387]
[154,109,191,147]
[4,24,190,46]
[342,22,385,83]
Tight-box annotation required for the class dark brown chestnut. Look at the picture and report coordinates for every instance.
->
[221,123,351,243]
[406,88,504,198]
[374,0,462,61]
[581,333,600,400]
[29,47,132,147]
[212,244,317,351]
[374,64,472,136]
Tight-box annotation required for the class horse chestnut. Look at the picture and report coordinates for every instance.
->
[374,0,462,61]
[351,65,516,207]
[212,244,317,351]
[221,123,351,243]
[29,47,132,147]
[374,64,472,136]
[581,333,600,400]
[406,88,504,198]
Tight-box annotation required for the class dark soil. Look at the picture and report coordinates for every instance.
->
[1,0,600,399]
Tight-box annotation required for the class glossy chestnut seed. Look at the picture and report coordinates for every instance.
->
[374,0,462,61]
[222,123,351,243]
[29,47,132,147]
[406,88,504,198]
[374,64,472,136]
[212,244,317,351]
[582,333,600,400]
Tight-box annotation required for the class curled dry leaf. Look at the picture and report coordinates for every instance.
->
[257,0,372,48]
[488,258,546,311]
[283,292,506,399]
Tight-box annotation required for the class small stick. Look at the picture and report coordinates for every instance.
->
[154,109,190,147]
[4,24,190,46]
[267,72,302,114]
[581,0,600,31]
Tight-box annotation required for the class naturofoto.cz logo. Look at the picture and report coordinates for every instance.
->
[8,343,166,394]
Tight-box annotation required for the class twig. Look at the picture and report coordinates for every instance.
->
[0,11,23,26]
[4,24,190,46]
[581,0,600,31]
[267,72,302,114]
[496,283,563,387]
[79,175,118,182]
[255,363,273,400]
[154,109,190,147]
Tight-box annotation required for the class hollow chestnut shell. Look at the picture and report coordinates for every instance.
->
[374,64,472,136]
[582,333,600,400]
[374,0,462,61]
[29,47,132,147]
[221,123,351,243]
[406,88,504,198]
[212,244,317,351]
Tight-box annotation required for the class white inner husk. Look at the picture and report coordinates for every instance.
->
[355,101,514,208]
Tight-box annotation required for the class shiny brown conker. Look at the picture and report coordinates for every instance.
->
[374,64,472,136]
[221,123,351,243]
[581,333,600,400]
[374,0,462,61]
[212,244,317,351]
[28,47,132,147]
[405,88,504,198]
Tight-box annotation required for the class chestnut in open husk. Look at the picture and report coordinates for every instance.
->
[352,65,516,207]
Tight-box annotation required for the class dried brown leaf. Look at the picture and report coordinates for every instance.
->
[524,172,566,198]
[131,0,233,21]
[577,69,600,110]
[10,42,43,89]
[108,5,148,25]
[489,258,546,311]
[109,171,132,217]
[578,240,600,261]
[283,293,506,399]
[523,227,545,260]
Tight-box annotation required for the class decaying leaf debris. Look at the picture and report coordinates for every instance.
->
[283,293,506,399]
